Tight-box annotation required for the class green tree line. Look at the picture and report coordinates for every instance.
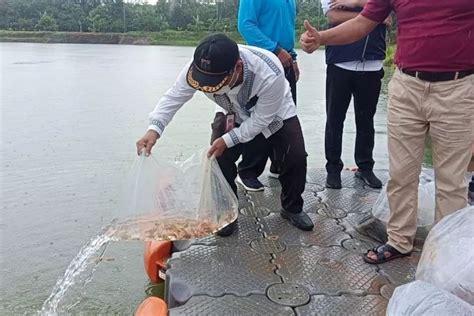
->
[0,0,329,34]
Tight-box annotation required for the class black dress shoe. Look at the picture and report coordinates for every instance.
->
[355,170,382,189]
[216,219,237,237]
[326,172,342,189]
[280,210,314,231]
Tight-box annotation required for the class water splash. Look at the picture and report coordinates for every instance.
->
[39,226,116,315]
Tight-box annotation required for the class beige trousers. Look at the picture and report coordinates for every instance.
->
[386,70,474,253]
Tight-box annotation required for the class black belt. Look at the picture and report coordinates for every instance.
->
[401,69,474,82]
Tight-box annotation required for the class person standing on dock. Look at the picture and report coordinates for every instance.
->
[136,33,314,236]
[300,0,474,264]
[215,0,299,192]
[321,0,387,190]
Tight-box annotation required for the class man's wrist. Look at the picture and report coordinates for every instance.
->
[147,125,162,138]
[289,49,297,60]
[273,46,282,55]
[221,133,236,148]
[320,31,327,46]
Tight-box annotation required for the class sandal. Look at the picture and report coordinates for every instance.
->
[364,244,411,264]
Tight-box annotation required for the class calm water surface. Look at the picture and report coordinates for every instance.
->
[0,43,389,314]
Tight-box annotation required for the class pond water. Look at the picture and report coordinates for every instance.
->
[0,42,390,314]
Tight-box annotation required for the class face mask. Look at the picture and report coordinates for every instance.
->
[214,85,231,95]
[214,70,237,95]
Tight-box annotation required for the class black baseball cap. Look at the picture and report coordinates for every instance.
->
[186,33,239,93]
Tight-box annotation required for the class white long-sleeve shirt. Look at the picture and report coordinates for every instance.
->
[147,45,297,148]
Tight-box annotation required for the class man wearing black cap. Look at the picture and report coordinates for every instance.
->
[136,33,314,235]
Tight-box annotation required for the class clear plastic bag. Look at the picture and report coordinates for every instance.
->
[415,205,474,304]
[112,149,239,241]
[387,280,474,316]
[372,181,435,227]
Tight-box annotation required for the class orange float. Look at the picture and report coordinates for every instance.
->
[134,297,167,316]
[144,241,172,283]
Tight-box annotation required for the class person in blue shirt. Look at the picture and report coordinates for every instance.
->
[226,0,299,192]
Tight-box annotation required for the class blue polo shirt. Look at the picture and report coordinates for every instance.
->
[238,0,297,58]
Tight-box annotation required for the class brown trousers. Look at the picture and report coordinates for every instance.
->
[386,70,474,253]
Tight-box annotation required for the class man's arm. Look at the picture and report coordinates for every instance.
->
[301,0,390,52]
[322,0,367,26]
[238,0,277,52]
[300,15,377,53]
[137,62,196,156]
[147,61,196,137]
[326,10,359,26]
[238,0,295,68]
[221,73,286,148]
[321,15,377,45]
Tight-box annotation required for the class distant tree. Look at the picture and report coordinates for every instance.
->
[0,0,360,36]
[0,0,17,30]
[36,12,58,31]
[56,3,86,32]
[128,4,169,32]
[88,2,122,32]
[88,5,109,32]
[168,3,193,30]
[17,18,37,31]
[296,0,327,34]
[216,0,237,21]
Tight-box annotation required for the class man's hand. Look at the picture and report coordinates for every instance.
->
[293,61,300,82]
[276,49,293,68]
[383,15,392,27]
[329,0,363,9]
[300,20,321,54]
[208,137,227,158]
[136,130,159,156]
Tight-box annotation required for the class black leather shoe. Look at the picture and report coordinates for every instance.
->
[355,170,382,189]
[216,219,237,237]
[326,172,342,189]
[280,210,314,231]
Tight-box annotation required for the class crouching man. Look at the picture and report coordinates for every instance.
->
[136,33,314,236]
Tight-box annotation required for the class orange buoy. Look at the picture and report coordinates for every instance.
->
[144,241,172,283]
[134,297,167,316]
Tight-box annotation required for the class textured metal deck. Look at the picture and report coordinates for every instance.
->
[165,169,419,315]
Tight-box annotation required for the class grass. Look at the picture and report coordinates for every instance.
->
[424,137,433,167]
[384,44,396,68]
[0,30,327,50]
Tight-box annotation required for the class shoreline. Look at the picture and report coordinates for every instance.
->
[0,30,395,67]
[0,30,244,46]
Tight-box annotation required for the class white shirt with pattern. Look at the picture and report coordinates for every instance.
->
[147,45,297,148]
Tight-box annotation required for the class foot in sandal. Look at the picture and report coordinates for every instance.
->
[364,244,411,264]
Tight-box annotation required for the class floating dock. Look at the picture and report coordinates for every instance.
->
[162,169,419,315]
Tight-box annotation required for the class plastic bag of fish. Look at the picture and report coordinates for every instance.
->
[113,149,238,241]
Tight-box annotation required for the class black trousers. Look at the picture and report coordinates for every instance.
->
[211,114,307,214]
[238,65,297,179]
[325,64,384,174]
